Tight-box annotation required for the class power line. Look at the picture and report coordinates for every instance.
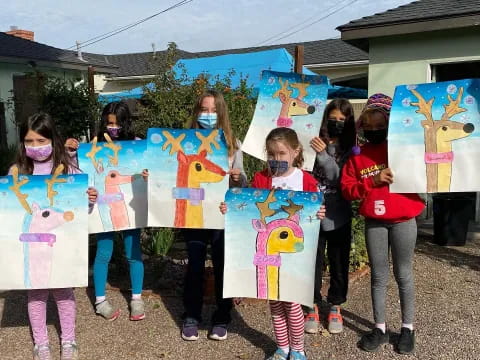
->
[253,0,361,47]
[67,0,193,50]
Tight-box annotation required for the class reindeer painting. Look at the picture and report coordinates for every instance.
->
[223,188,322,306]
[78,135,147,232]
[252,189,304,300]
[0,166,88,289]
[146,128,229,229]
[388,80,480,194]
[410,87,475,192]
[273,78,315,128]
[242,70,328,171]
[162,129,226,228]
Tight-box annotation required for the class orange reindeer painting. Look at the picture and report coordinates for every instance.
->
[273,77,315,127]
[410,87,475,192]
[159,129,227,228]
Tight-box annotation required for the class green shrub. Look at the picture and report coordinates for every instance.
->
[142,228,176,256]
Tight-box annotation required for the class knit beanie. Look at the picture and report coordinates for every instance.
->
[363,93,392,115]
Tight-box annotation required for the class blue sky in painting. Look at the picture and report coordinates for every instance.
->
[0,174,88,212]
[252,70,328,136]
[389,79,480,146]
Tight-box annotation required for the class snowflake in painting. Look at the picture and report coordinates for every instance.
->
[447,84,457,95]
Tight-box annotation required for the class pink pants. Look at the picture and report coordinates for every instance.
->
[269,301,304,352]
[27,288,76,345]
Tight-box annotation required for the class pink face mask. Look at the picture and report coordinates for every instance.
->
[25,143,53,161]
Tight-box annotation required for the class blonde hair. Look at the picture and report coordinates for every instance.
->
[265,127,304,168]
[189,89,238,157]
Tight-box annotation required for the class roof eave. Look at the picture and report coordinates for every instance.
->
[339,14,480,52]
[305,59,368,68]
[0,55,117,73]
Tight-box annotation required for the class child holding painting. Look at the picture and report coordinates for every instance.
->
[221,127,325,360]
[340,93,425,354]
[305,98,356,334]
[9,112,97,360]
[181,89,247,341]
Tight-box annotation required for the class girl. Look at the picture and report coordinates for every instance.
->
[92,101,147,321]
[9,112,97,360]
[181,89,247,341]
[305,99,355,334]
[221,127,325,360]
[340,94,425,354]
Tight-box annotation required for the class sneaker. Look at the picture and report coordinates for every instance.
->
[397,327,415,354]
[359,328,389,352]
[327,305,343,334]
[289,350,307,360]
[304,304,320,334]
[129,299,146,321]
[266,348,289,360]
[61,341,79,360]
[33,344,52,360]
[95,300,121,321]
[181,317,199,341]
[209,324,228,340]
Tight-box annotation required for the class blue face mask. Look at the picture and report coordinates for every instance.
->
[267,160,289,176]
[198,113,217,129]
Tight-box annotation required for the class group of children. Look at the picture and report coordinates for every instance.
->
[8,89,424,360]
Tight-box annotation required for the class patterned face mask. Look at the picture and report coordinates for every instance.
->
[267,160,289,176]
[25,143,52,161]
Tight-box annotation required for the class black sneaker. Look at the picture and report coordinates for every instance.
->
[359,328,389,352]
[397,327,415,354]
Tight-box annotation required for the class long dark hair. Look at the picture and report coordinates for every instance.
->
[15,112,72,175]
[97,101,135,141]
[189,89,238,157]
[319,98,356,153]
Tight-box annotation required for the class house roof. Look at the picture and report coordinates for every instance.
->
[0,32,116,72]
[338,0,480,30]
[96,38,368,78]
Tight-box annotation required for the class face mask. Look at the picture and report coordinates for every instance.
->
[198,113,217,129]
[363,129,387,144]
[267,160,289,176]
[327,119,345,138]
[25,143,53,161]
[106,126,121,138]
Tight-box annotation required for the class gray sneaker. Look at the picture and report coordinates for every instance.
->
[130,299,145,321]
[327,305,343,334]
[95,300,121,321]
[304,304,320,334]
[33,344,52,360]
[61,341,79,360]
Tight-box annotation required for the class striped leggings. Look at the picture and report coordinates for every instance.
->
[28,288,76,345]
[269,301,304,351]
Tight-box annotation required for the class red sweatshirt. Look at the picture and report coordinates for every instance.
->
[251,169,319,192]
[341,142,424,222]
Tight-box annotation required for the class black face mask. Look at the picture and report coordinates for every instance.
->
[327,120,345,138]
[363,129,387,144]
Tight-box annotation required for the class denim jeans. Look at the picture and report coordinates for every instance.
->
[182,229,233,325]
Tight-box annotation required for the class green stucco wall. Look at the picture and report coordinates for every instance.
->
[368,27,480,96]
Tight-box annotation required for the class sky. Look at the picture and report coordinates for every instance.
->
[1,0,414,55]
